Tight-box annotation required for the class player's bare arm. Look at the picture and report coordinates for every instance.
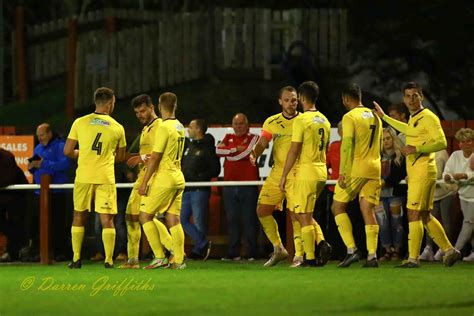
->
[250,136,269,166]
[138,151,163,195]
[279,141,302,192]
[126,154,150,168]
[115,146,127,162]
[64,138,79,159]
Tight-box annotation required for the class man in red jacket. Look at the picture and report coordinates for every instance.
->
[217,113,259,260]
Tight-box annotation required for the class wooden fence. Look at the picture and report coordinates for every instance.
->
[12,7,348,109]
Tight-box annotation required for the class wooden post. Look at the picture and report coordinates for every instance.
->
[66,19,77,119]
[39,174,52,265]
[105,15,116,35]
[14,6,27,102]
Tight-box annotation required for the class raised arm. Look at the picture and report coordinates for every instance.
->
[373,101,408,134]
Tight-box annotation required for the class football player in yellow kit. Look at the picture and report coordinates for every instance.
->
[331,83,382,268]
[64,87,126,269]
[374,82,461,267]
[279,81,332,267]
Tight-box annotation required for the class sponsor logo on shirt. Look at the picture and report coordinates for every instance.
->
[176,123,184,131]
[361,111,374,119]
[90,118,110,126]
[312,117,326,124]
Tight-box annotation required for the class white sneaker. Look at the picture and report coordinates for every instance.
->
[433,249,444,261]
[419,246,434,261]
[463,252,474,262]
[289,256,304,268]
[143,257,169,269]
[263,247,288,267]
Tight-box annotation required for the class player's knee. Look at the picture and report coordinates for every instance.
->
[166,213,180,227]
[331,202,342,215]
[256,204,273,217]
[138,212,152,225]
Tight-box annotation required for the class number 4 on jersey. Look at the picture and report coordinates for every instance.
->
[92,133,103,155]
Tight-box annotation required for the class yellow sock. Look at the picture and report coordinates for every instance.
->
[259,215,281,246]
[301,225,316,260]
[71,226,84,262]
[425,217,453,252]
[102,228,116,265]
[170,224,185,264]
[335,213,356,249]
[408,221,424,260]
[126,220,141,260]
[313,221,325,244]
[153,218,172,251]
[365,225,379,257]
[143,221,165,258]
[292,221,304,257]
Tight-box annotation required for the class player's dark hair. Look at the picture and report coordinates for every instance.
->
[93,87,114,105]
[278,86,296,98]
[341,83,361,102]
[131,94,153,109]
[193,119,208,134]
[159,92,177,112]
[402,82,423,95]
[298,81,319,104]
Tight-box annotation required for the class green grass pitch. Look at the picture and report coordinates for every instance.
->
[1,260,473,315]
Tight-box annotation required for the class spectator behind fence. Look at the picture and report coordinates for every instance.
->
[387,103,409,144]
[374,127,406,261]
[444,128,474,262]
[181,119,220,260]
[0,148,28,261]
[217,113,259,260]
[27,123,71,261]
[326,121,342,222]
[419,149,457,261]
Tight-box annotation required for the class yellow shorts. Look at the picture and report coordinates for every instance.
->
[73,182,117,214]
[258,174,294,210]
[140,184,184,216]
[407,178,435,211]
[125,188,140,216]
[334,177,381,205]
[292,179,325,214]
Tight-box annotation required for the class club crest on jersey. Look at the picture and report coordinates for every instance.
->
[361,111,374,119]
[90,118,110,126]
[312,117,326,124]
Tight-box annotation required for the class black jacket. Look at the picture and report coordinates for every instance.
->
[181,134,221,191]
[382,153,407,197]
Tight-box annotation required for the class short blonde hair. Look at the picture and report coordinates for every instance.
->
[455,128,474,142]
[159,92,177,112]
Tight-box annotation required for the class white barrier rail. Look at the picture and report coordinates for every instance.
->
[1,179,455,190]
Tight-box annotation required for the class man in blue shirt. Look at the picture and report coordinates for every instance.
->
[29,123,70,185]
[27,123,71,261]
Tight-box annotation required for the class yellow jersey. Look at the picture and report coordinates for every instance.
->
[68,113,126,184]
[384,108,446,179]
[341,107,382,179]
[152,118,185,187]
[261,112,299,177]
[139,117,162,156]
[292,110,330,181]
